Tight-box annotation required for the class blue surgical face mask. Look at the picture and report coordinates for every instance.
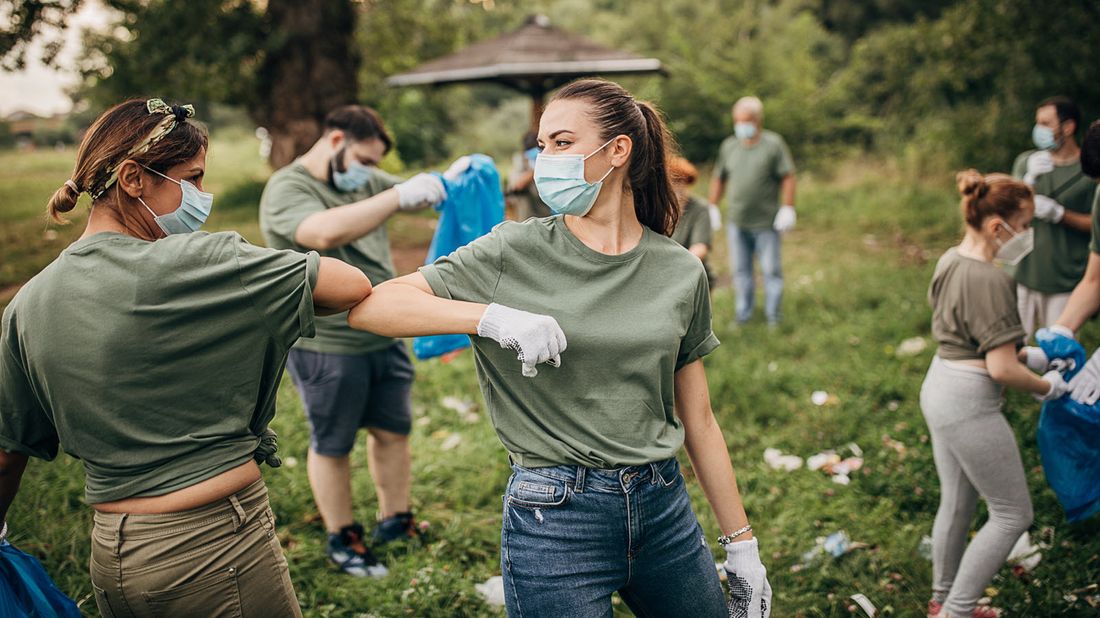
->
[332,147,373,192]
[138,165,214,235]
[1032,124,1061,151]
[534,137,616,216]
[735,122,758,141]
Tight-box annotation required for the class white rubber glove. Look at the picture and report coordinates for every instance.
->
[1024,150,1054,185]
[1035,369,1070,402]
[0,521,7,543]
[772,205,796,233]
[395,173,446,211]
[1069,349,1100,405]
[708,203,722,232]
[1049,324,1076,339]
[476,303,566,377]
[443,155,472,181]
[723,537,772,618]
[1022,346,1050,373]
[1033,195,1065,223]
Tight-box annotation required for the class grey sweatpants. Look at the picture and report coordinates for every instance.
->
[919,357,1034,615]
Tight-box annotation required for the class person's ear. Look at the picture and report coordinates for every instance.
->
[609,135,632,168]
[116,160,145,198]
[328,129,345,151]
[1062,119,1077,140]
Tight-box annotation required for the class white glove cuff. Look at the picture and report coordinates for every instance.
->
[476,303,506,341]
[1052,203,1065,223]
[1049,324,1075,339]
[723,536,760,561]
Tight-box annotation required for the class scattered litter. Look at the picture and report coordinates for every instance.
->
[881,435,908,457]
[441,396,474,415]
[807,451,839,471]
[415,416,432,428]
[790,531,872,571]
[849,593,877,617]
[832,474,851,485]
[896,336,928,357]
[919,535,933,560]
[764,448,803,471]
[440,434,463,451]
[1007,531,1042,574]
[283,456,298,468]
[767,361,779,372]
[846,442,864,457]
[475,576,505,607]
[806,448,863,484]
[811,391,829,406]
[886,401,900,412]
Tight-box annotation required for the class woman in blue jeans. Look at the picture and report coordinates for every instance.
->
[350,78,771,617]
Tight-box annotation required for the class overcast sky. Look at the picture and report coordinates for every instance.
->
[0,2,113,117]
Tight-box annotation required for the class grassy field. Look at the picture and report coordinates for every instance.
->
[2,135,1099,617]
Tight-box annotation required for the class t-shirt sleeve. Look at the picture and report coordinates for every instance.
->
[688,205,713,248]
[714,140,730,181]
[677,268,720,370]
[966,271,1026,354]
[1010,152,1029,180]
[260,173,325,247]
[419,226,505,303]
[369,170,402,193]
[233,235,319,349]
[774,135,795,179]
[0,306,59,460]
[1089,191,1100,254]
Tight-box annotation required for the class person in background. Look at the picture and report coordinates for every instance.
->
[708,96,796,327]
[1010,96,1096,338]
[347,78,771,618]
[668,156,716,289]
[921,170,1068,618]
[507,131,552,220]
[259,105,467,578]
[0,98,371,617]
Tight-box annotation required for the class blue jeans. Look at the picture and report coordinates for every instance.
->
[728,224,783,323]
[500,459,727,618]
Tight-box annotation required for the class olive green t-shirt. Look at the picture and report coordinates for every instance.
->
[928,248,1026,361]
[0,232,319,503]
[420,216,719,469]
[714,130,795,230]
[1011,152,1097,293]
[671,195,715,285]
[1089,191,1100,254]
[260,162,400,354]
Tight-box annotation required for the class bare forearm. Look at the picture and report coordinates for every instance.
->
[0,451,28,524]
[684,416,751,538]
[689,243,709,261]
[708,177,724,205]
[295,189,401,250]
[1061,210,1091,233]
[347,279,485,337]
[781,174,796,206]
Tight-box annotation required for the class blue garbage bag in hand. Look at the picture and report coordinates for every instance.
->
[0,540,80,617]
[1036,328,1100,522]
[413,154,505,360]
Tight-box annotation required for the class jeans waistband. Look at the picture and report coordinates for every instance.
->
[513,459,679,493]
[92,478,269,540]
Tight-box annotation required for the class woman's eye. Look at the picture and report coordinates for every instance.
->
[556,140,571,148]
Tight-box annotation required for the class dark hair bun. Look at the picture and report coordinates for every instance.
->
[956,169,986,199]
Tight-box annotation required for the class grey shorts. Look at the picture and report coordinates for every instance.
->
[287,342,414,456]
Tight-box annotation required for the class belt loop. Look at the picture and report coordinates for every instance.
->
[229,494,247,531]
[649,462,659,485]
[574,466,586,493]
[114,513,128,556]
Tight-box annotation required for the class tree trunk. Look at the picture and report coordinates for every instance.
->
[251,0,360,169]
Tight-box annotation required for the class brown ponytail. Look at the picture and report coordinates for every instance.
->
[552,79,680,236]
[956,169,1033,229]
[47,99,208,224]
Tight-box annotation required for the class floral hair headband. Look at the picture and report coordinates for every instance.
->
[86,99,196,200]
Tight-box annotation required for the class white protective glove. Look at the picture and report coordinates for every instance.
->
[443,155,472,181]
[772,205,796,233]
[708,203,722,232]
[395,173,446,211]
[1022,346,1050,373]
[476,303,566,377]
[1024,150,1054,186]
[723,537,772,618]
[1069,348,1100,405]
[1033,195,1065,223]
[1035,369,1070,402]
[0,521,7,543]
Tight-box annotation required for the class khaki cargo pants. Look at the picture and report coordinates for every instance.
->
[89,479,302,617]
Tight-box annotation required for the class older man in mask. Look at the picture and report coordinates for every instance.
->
[260,105,465,578]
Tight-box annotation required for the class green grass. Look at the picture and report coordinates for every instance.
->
[2,142,1099,617]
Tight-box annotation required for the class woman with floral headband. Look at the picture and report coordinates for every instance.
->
[0,98,371,616]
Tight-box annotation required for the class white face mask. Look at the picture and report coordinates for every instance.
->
[994,221,1034,265]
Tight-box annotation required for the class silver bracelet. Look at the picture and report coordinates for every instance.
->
[717,524,752,546]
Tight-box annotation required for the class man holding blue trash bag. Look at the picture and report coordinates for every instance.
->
[260,105,470,578]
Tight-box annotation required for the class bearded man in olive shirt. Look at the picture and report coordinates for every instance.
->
[260,105,465,577]
[709,96,796,326]
[1011,96,1097,339]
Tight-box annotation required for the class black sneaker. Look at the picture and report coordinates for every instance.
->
[371,511,422,546]
[326,523,388,578]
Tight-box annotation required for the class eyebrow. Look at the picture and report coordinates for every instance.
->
[547,130,574,140]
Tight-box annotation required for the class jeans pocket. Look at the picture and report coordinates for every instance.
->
[505,471,570,510]
[93,584,117,618]
[141,566,243,618]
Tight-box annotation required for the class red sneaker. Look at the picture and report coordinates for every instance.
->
[928,599,943,618]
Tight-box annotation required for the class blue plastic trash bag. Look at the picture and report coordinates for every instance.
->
[412,154,505,360]
[0,540,80,618]
[1036,328,1100,522]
